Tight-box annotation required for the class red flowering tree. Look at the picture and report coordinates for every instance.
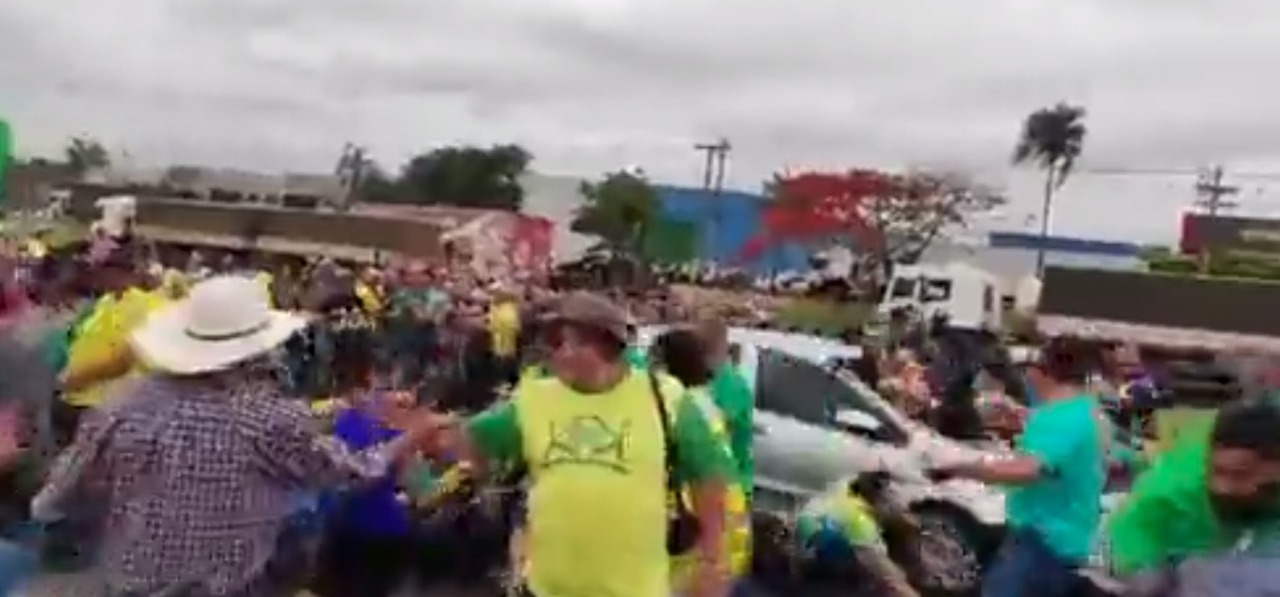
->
[745,168,1005,278]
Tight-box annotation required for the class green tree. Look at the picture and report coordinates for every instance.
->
[571,170,660,258]
[1013,102,1087,276]
[64,135,111,177]
[396,144,531,210]
[357,165,408,204]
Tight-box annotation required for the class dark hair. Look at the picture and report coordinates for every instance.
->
[1037,336,1096,384]
[330,326,376,396]
[1212,399,1280,460]
[651,328,713,387]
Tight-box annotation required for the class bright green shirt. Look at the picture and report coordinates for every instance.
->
[709,363,754,497]
[1107,422,1280,575]
[1006,395,1106,562]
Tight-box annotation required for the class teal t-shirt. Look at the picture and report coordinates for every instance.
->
[624,346,648,369]
[1006,394,1106,561]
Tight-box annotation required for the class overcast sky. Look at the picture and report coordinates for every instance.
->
[5,0,1280,243]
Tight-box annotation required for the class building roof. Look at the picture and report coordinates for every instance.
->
[987,232,1143,257]
[66,188,444,257]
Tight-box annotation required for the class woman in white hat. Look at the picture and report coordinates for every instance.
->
[33,275,448,597]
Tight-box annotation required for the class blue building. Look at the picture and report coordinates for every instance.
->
[652,185,813,274]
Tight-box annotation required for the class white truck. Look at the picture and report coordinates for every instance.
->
[877,261,1002,332]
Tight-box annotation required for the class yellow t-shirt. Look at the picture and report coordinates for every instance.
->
[515,373,681,597]
[354,282,385,317]
[254,271,275,308]
[488,300,520,358]
[63,288,168,407]
[24,239,48,259]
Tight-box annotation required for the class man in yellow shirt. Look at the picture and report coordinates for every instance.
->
[413,292,734,597]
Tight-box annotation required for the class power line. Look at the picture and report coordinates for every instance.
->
[1080,165,1280,180]
[694,139,730,192]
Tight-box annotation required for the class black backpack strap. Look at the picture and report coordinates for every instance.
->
[646,371,679,488]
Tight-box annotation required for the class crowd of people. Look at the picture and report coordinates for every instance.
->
[1,227,1280,597]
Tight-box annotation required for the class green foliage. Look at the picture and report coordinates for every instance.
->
[571,171,660,258]
[366,144,532,210]
[64,135,110,176]
[1012,102,1088,186]
[400,144,530,210]
[1145,250,1280,280]
[774,299,872,335]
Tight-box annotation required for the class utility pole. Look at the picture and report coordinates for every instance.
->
[712,138,730,195]
[1193,165,1239,273]
[1195,165,1238,216]
[335,142,367,211]
[693,138,731,264]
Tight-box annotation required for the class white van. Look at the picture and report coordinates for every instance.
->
[878,261,1002,332]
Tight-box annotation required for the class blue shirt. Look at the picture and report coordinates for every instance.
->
[1006,394,1106,561]
[327,407,410,536]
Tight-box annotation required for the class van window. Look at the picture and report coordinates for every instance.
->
[888,277,917,300]
[921,278,953,302]
[982,284,995,312]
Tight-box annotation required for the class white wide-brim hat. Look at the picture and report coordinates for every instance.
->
[131,274,306,375]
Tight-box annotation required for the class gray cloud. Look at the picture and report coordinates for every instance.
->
[5,0,1280,242]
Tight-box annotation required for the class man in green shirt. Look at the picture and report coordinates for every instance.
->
[415,292,734,597]
[1106,399,1280,594]
[697,319,754,498]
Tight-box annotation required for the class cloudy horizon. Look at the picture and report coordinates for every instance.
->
[5,0,1280,243]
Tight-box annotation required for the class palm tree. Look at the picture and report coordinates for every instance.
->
[64,135,111,178]
[1013,103,1087,276]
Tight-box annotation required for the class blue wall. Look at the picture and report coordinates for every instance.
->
[987,232,1143,257]
[653,185,813,274]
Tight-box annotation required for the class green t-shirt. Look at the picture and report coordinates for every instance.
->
[1006,395,1106,562]
[709,363,754,496]
[468,385,732,486]
[1107,423,1280,575]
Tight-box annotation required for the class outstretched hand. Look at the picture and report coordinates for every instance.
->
[0,405,24,470]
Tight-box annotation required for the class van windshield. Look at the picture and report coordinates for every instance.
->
[889,277,917,299]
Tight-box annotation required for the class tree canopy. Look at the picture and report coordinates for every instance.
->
[363,144,532,211]
[744,168,1005,275]
[64,135,110,177]
[1013,102,1087,188]
[570,170,661,258]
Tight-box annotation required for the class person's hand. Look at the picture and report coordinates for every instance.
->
[392,408,457,445]
[687,558,731,597]
[0,406,25,470]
